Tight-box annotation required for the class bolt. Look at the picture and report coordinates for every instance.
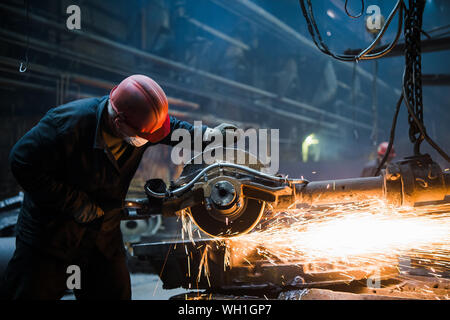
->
[387,173,400,181]
[292,275,305,285]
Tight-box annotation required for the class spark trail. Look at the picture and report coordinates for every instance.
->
[228,200,450,274]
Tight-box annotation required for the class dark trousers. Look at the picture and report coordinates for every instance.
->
[0,239,131,300]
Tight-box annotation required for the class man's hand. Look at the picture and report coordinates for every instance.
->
[205,123,242,146]
[73,204,104,224]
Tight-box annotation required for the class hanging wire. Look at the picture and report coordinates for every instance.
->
[299,0,404,61]
[374,68,450,176]
[351,61,359,140]
[344,0,365,19]
[370,60,378,146]
[374,93,403,176]
[377,1,449,168]
[297,0,449,168]
[402,69,450,162]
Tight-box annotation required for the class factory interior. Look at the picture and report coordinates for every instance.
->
[0,0,449,303]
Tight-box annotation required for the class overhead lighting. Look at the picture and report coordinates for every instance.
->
[327,10,336,19]
[302,134,319,163]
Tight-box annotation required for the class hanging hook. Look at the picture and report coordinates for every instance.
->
[19,61,28,73]
[18,0,30,73]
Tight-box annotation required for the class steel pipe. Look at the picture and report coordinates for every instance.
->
[295,176,385,205]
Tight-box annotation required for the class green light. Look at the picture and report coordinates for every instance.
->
[302,134,319,163]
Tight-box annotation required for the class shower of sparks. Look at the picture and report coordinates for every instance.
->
[175,200,450,299]
[228,200,450,274]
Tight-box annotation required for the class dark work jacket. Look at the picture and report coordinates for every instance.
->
[9,95,205,260]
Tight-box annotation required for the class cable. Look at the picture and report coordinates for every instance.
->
[357,1,404,60]
[145,162,309,199]
[299,0,404,61]
[351,62,359,139]
[298,0,449,164]
[374,93,403,176]
[345,0,365,19]
[370,60,378,146]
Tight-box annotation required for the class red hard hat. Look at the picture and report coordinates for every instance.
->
[377,142,396,158]
[109,75,170,143]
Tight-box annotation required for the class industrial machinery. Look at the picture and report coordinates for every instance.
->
[123,148,449,298]
[124,148,449,238]
[122,0,450,291]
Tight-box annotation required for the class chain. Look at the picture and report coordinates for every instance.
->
[404,0,425,154]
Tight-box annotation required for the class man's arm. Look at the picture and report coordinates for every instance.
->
[158,116,239,148]
[158,116,207,148]
[9,111,103,223]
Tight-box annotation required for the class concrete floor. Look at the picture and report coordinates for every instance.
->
[62,273,192,300]
[129,273,192,300]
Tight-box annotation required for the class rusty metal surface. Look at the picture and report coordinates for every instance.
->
[133,235,449,299]
[133,238,398,291]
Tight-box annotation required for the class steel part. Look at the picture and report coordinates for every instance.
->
[130,149,449,238]
[385,154,449,206]
[210,181,237,209]
[185,16,250,51]
[145,161,306,199]
[145,146,307,200]
[122,198,155,220]
[132,239,399,291]
[295,154,448,207]
[203,176,243,219]
[178,148,268,237]
[189,198,265,237]
[421,74,450,86]
[295,176,384,206]
[137,154,448,237]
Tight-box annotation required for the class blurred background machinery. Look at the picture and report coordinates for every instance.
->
[1,0,449,202]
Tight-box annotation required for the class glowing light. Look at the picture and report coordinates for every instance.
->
[302,133,319,162]
[327,10,336,19]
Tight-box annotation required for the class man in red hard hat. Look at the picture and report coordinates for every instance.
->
[0,75,237,300]
[361,142,396,177]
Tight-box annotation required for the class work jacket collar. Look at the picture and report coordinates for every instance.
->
[93,96,139,174]
[93,96,109,150]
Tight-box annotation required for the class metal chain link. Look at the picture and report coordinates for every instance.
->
[404,0,425,154]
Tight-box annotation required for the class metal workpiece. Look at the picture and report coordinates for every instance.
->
[124,149,449,238]
[131,238,399,292]
[294,155,449,207]
[382,154,449,206]
[294,176,385,206]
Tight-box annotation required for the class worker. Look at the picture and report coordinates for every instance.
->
[0,74,238,300]
[361,142,396,177]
